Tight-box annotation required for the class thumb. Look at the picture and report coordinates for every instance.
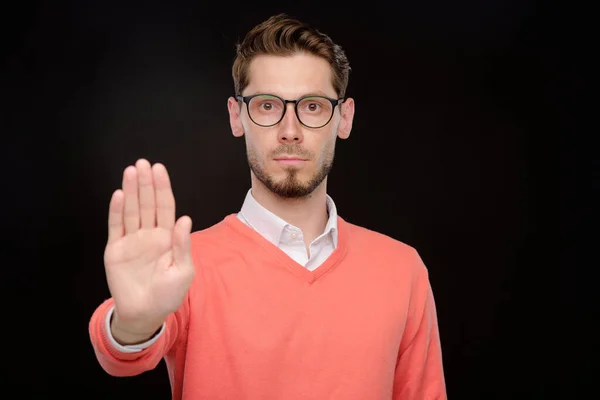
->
[172,215,193,266]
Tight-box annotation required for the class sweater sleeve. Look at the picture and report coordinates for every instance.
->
[393,253,447,399]
[88,297,188,377]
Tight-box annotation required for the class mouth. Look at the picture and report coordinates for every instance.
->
[273,157,308,166]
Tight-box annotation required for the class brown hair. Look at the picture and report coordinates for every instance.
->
[232,14,351,98]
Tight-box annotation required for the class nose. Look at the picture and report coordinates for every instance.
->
[277,102,304,144]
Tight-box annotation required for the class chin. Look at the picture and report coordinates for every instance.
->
[249,154,328,198]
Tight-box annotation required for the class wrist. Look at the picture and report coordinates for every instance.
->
[110,311,164,345]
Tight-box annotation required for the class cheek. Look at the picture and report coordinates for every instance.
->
[244,132,269,162]
[317,134,336,162]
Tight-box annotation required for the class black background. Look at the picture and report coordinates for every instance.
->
[1,1,593,399]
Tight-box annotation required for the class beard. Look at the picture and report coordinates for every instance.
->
[247,142,335,198]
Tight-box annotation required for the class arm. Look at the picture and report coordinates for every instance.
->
[393,257,447,399]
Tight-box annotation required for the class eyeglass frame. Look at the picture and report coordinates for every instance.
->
[236,93,345,129]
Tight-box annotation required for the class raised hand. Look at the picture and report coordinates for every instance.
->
[103,159,194,344]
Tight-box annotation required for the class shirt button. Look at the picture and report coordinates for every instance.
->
[291,232,297,239]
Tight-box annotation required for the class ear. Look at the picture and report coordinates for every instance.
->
[337,98,355,140]
[227,96,245,137]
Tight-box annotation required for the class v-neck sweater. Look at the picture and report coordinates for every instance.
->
[89,214,447,399]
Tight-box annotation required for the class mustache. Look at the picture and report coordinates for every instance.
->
[270,144,313,159]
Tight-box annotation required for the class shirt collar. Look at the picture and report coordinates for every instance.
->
[238,189,339,247]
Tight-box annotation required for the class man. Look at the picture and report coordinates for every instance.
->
[89,13,447,399]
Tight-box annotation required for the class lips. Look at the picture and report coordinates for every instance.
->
[273,157,308,167]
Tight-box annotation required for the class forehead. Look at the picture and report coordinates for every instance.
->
[244,53,336,98]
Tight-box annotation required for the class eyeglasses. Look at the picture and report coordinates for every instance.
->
[236,94,344,129]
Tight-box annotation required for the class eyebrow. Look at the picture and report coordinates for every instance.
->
[302,91,331,97]
[249,91,336,98]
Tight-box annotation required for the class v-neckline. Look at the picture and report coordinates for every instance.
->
[223,214,349,284]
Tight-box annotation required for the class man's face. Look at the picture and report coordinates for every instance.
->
[228,53,354,198]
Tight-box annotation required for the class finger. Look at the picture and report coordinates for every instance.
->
[172,215,193,266]
[136,159,156,229]
[153,163,175,229]
[122,165,140,234]
[107,189,125,245]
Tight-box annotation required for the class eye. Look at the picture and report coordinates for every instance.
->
[306,102,320,112]
[260,102,275,111]
[299,97,328,113]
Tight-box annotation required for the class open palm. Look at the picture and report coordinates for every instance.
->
[104,159,194,333]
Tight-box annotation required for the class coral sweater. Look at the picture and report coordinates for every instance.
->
[89,214,447,399]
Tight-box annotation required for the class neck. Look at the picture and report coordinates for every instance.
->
[250,176,330,245]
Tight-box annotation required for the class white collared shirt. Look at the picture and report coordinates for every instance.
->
[237,189,338,271]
